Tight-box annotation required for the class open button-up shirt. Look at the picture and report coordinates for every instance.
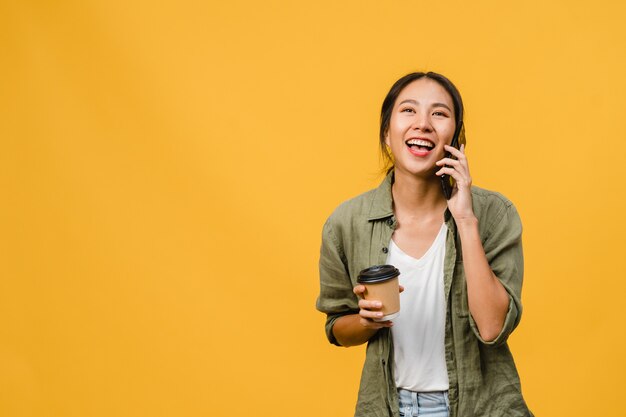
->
[316,172,533,417]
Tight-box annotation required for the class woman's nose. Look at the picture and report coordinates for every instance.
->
[412,114,432,132]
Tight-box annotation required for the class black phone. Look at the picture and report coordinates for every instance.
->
[440,123,466,199]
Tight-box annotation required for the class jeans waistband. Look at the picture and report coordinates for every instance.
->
[398,388,450,413]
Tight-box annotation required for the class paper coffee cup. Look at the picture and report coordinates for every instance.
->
[357,265,400,322]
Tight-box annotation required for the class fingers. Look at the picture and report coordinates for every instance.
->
[435,157,462,167]
[358,303,393,329]
[360,317,394,328]
[435,165,461,178]
[354,285,396,328]
[357,296,393,327]
[358,298,382,309]
[438,145,468,169]
[436,153,468,171]
[443,144,466,158]
[435,160,463,178]
[435,147,471,186]
[353,285,366,297]
[361,310,386,321]
[435,166,459,178]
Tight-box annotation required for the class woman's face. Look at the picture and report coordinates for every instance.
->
[385,77,457,177]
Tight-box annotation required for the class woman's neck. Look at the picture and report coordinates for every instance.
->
[391,169,448,220]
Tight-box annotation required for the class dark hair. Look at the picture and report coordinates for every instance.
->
[379,72,464,172]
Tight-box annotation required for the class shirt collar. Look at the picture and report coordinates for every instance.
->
[366,170,394,221]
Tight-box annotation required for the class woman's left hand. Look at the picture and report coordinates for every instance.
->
[435,144,476,221]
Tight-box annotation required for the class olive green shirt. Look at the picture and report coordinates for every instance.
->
[316,172,533,417]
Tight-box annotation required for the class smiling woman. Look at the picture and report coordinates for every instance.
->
[384,78,458,181]
[379,73,464,175]
[316,72,533,417]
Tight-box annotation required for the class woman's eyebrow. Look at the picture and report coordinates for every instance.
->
[398,99,452,112]
[432,102,452,111]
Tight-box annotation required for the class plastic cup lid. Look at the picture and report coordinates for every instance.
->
[357,264,400,284]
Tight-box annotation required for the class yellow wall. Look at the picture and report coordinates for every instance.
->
[1,1,625,416]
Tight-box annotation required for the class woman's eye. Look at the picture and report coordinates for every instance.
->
[400,108,415,113]
[433,111,448,117]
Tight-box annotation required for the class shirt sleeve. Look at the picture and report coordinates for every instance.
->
[315,218,359,346]
[469,200,524,347]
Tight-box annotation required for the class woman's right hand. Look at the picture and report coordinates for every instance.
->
[332,284,405,346]
[332,285,404,347]
[353,285,395,329]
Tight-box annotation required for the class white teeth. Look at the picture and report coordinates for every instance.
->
[407,139,434,148]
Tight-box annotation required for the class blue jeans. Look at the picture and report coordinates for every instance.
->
[398,389,449,417]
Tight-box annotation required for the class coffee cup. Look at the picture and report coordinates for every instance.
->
[357,265,400,322]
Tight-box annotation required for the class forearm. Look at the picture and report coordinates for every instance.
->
[332,314,380,347]
[456,216,510,342]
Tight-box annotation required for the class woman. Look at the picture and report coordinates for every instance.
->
[316,72,533,417]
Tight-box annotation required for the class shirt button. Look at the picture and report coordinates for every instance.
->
[386,218,393,226]
[382,247,388,253]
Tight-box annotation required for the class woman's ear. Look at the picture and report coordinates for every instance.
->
[384,130,390,147]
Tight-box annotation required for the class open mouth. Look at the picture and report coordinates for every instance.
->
[405,138,435,155]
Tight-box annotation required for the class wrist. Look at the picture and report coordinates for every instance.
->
[455,215,478,230]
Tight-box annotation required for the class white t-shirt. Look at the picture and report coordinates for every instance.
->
[387,223,449,392]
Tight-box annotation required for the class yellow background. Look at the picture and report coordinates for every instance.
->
[1,1,625,416]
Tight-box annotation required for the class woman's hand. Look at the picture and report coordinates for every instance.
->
[332,284,404,346]
[435,144,476,222]
[353,284,404,329]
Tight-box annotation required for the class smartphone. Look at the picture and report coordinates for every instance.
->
[440,123,467,199]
